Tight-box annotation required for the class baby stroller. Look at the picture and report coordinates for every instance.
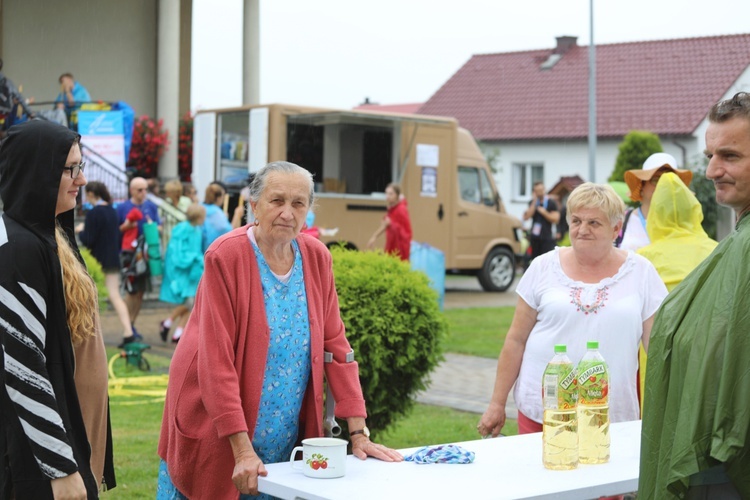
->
[121,235,150,294]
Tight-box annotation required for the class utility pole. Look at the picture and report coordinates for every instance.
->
[588,0,597,182]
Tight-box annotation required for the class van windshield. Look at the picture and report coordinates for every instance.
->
[459,166,497,207]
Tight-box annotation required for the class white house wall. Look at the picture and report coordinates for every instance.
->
[693,64,750,155]
[482,138,697,223]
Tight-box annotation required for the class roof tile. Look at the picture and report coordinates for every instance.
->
[418,34,750,140]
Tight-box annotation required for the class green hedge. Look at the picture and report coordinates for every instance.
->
[609,130,663,183]
[331,248,447,438]
[80,247,109,309]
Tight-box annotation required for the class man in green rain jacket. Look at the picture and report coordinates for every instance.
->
[639,92,750,499]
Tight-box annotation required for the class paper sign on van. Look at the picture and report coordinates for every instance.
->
[417,144,439,167]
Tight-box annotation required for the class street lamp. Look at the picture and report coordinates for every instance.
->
[588,0,597,183]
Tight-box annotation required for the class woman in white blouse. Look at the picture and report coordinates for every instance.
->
[477,183,668,436]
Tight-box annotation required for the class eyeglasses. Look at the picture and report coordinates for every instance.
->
[62,162,86,179]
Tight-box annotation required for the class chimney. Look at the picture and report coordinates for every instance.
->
[540,36,578,70]
[554,36,578,55]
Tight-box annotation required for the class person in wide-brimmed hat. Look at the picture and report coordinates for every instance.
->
[617,153,693,251]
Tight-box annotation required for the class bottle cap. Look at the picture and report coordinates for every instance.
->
[554,344,566,353]
[587,341,599,349]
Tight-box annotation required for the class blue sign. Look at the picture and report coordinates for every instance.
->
[78,110,124,136]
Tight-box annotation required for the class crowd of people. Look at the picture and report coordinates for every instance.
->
[1,90,749,499]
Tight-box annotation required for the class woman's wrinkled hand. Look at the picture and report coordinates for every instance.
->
[351,435,404,462]
[477,401,506,438]
[231,451,268,496]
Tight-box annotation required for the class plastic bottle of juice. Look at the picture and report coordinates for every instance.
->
[542,344,578,470]
[576,341,610,464]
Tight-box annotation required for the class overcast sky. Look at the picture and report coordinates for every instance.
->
[191,0,750,111]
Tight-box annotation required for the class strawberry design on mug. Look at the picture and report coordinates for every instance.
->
[290,437,347,478]
[306,453,328,471]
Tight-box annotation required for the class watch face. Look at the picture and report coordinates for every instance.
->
[363,426,370,438]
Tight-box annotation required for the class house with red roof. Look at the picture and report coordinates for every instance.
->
[417,34,750,221]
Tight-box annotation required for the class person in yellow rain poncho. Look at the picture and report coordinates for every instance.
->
[635,173,718,412]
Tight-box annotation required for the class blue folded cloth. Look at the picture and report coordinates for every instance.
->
[404,444,475,464]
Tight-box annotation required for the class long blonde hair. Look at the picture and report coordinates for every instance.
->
[55,223,98,344]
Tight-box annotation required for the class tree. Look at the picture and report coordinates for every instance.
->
[688,155,719,240]
[609,131,663,182]
[478,141,501,175]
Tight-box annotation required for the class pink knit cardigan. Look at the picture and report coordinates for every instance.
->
[158,228,366,499]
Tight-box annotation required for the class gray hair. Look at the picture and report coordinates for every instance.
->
[709,91,750,124]
[248,161,314,206]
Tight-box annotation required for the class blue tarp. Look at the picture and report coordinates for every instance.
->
[111,101,135,160]
[410,241,445,310]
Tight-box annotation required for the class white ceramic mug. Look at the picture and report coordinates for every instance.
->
[290,437,347,478]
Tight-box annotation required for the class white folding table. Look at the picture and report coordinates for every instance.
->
[259,419,641,499]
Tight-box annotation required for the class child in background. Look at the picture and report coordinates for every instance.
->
[121,206,143,251]
[159,203,206,343]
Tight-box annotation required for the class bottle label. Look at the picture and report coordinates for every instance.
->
[577,362,608,405]
[543,364,577,410]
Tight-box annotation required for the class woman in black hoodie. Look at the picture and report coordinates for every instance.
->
[0,120,115,498]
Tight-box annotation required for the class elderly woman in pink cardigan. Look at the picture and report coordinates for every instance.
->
[157,161,402,499]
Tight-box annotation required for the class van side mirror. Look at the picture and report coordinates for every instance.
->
[487,192,500,210]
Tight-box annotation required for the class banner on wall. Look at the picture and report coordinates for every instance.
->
[79,110,126,172]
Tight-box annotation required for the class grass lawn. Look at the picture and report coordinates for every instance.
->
[379,404,518,449]
[441,306,515,358]
[105,347,169,498]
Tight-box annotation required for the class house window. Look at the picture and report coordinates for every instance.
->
[513,163,544,200]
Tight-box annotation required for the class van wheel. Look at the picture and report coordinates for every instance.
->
[478,247,515,292]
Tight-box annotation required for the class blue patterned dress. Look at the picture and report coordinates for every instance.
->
[157,239,311,500]
[250,239,311,463]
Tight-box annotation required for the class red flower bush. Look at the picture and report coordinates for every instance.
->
[127,115,169,178]
[178,112,193,181]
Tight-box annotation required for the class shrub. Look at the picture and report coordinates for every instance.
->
[80,247,108,310]
[331,247,447,439]
[609,130,663,182]
[127,115,169,178]
[178,112,193,182]
[688,156,719,240]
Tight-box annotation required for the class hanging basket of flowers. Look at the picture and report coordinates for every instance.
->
[178,112,193,181]
[127,115,169,178]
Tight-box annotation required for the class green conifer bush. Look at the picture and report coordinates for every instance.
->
[331,247,447,438]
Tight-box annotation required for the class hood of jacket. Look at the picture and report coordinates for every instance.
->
[0,119,81,247]
[646,172,709,242]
